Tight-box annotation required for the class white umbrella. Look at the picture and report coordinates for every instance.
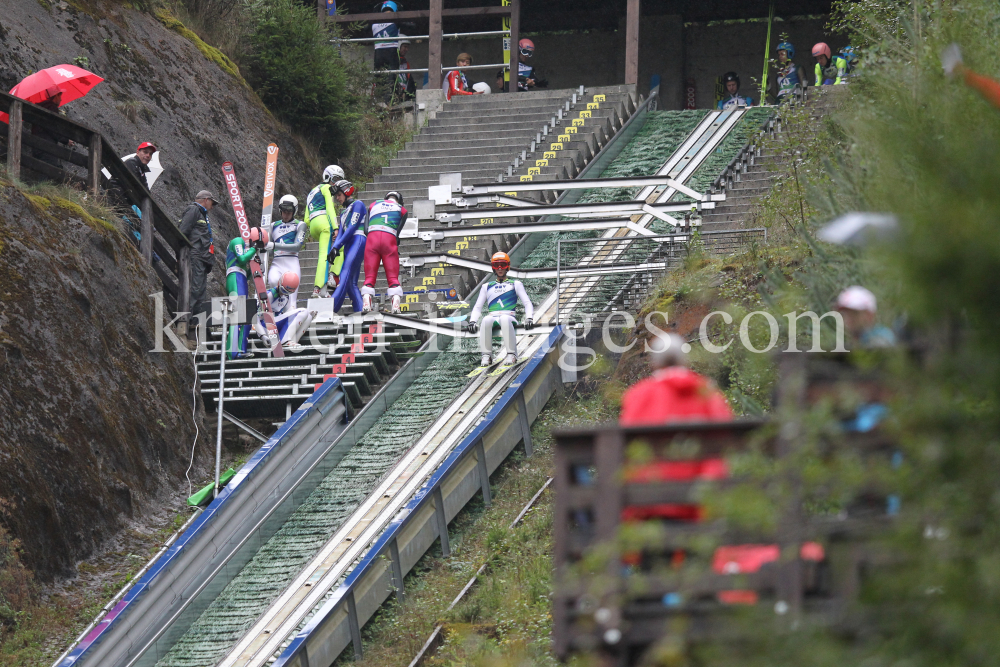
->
[817,212,898,246]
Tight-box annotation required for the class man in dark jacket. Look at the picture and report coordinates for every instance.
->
[123,142,156,191]
[177,190,219,348]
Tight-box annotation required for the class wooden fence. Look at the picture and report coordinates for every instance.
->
[0,91,192,314]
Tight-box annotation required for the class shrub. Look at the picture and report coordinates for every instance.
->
[242,0,356,160]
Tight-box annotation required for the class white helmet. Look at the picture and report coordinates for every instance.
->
[472,82,491,94]
[278,194,298,216]
[323,165,345,183]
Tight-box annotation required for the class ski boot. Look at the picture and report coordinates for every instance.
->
[503,353,517,366]
[235,351,255,360]
[391,295,402,314]
[362,293,373,313]
[481,354,492,367]
[311,286,322,299]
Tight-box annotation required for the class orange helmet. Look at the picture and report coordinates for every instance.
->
[491,251,511,271]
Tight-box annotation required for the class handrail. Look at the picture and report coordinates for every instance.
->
[1,90,192,312]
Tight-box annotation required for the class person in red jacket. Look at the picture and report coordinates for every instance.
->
[444,53,482,101]
[620,334,732,425]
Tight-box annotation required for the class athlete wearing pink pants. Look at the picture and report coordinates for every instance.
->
[362,191,408,313]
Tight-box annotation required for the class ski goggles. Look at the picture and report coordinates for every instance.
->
[519,48,534,57]
[278,203,296,212]
[492,260,510,270]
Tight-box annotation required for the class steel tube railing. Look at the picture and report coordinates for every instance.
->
[337,29,509,43]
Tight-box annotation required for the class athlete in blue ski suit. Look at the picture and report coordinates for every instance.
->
[328,180,367,313]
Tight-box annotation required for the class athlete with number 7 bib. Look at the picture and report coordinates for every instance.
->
[467,252,534,367]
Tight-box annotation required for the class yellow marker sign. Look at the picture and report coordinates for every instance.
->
[550,143,563,150]
[431,267,444,276]
[535,159,549,167]
[455,241,469,250]
[528,167,540,175]
[566,125,578,134]
[406,294,419,303]
[463,236,478,241]
[594,94,606,102]
[520,175,533,181]
[587,102,600,109]
[544,151,556,159]
[572,118,584,127]
[423,276,437,285]
[504,192,517,196]
[578,110,592,118]
[400,303,409,312]
[447,249,461,255]
[414,286,427,292]
[478,218,494,225]
[558,135,571,143]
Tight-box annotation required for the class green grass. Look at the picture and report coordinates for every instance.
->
[344,387,617,667]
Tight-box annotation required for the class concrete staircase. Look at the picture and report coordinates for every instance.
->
[701,85,848,231]
[299,85,638,317]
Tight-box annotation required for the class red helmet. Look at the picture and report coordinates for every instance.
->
[491,251,511,272]
[518,38,534,55]
[249,228,269,245]
[278,271,300,295]
[812,42,831,59]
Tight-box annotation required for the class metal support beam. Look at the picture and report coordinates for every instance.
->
[436,198,711,222]
[6,101,21,180]
[389,539,406,604]
[433,486,450,557]
[346,591,363,661]
[625,0,640,86]
[475,440,491,507]
[463,174,716,200]
[428,0,443,91]
[329,7,511,22]
[517,393,534,457]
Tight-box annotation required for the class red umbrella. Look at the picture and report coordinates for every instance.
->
[1,64,104,123]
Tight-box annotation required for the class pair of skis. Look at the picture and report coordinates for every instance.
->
[221,144,283,357]
[467,354,530,378]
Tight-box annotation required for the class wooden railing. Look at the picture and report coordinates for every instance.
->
[1,91,191,314]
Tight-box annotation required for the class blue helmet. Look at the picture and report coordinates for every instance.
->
[840,45,857,62]
[381,1,398,10]
[777,41,795,59]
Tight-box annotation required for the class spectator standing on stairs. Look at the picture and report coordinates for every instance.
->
[124,142,156,191]
[444,53,483,101]
[266,194,307,307]
[362,191,407,314]
[328,179,368,314]
[619,334,732,425]
[177,190,219,349]
[305,165,346,298]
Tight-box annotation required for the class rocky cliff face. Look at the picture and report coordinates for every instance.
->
[0,1,323,579]
[0,0,318,252]
[0,181,212,579]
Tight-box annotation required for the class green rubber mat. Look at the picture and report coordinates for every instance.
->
[156,346,479,667]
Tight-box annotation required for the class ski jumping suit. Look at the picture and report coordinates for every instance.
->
[815,56,848,86]
[330,198,368,313]
[225,237,257,359]
[362,199,407,305]
[372,21,401,71]
[517,61,534,91]
[776,62,804,101]
[443,70,475,101]
[469,278,534,358]
[267,217,308,306]
[305,184,344,291]
[252,287,316,346]
[717,93,753,110]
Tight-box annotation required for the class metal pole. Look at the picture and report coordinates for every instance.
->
[215,298,231,498]
[556,239,561,324]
